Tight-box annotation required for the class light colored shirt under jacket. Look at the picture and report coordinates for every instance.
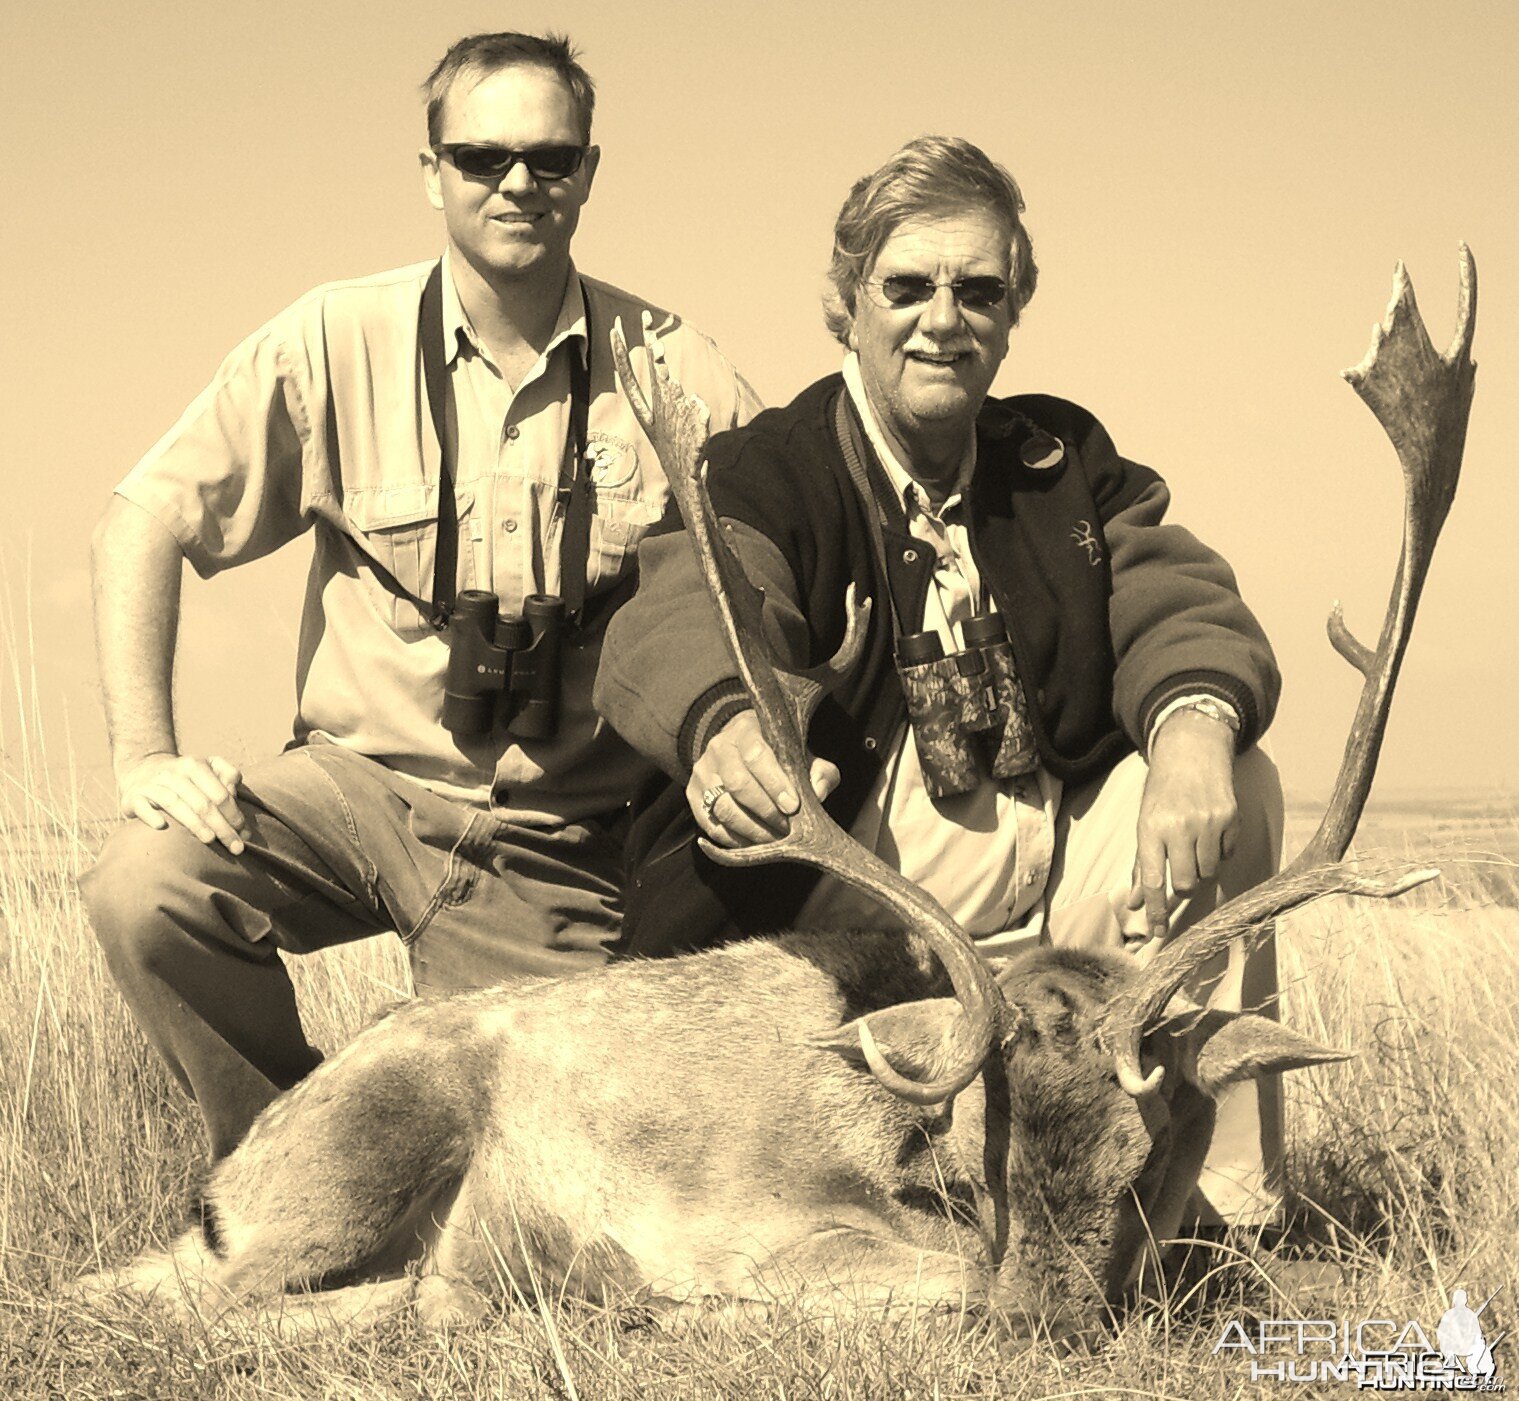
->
[797,354,1061,943]
[117,254,762,823]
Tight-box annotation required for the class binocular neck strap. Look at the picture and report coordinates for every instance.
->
[420,262,595,629]
[558,292,594,622]
[832,390,905,639]
[421,262,455,630]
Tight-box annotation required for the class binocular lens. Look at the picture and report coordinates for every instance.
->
[442,691,496,735]
[451,589,500,629]
[897,630,945,666]
[962,612,1007,648]
[522,594,563,626]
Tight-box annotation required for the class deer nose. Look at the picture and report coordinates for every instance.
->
[991,1306,1096,1353]
[990,1279,1100,1351]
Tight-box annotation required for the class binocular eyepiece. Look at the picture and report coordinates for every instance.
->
[442,590,564,741]
[895,612,1038,799]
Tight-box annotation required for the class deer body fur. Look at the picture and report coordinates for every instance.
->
[84,929,1327,1336]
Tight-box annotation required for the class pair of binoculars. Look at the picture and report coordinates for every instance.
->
[442,590,564,740]
[895,613,1038,799]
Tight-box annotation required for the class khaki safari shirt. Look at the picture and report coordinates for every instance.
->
[117,256,762,823]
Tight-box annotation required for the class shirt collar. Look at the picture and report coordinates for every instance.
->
[840,352,976,517]
[439,249,590,372]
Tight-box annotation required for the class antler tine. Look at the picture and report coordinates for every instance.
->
[611,316,1003,1105]
[1099,247,1477,1097]
[1306,241,1475,864]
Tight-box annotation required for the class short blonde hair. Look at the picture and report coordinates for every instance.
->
[823,135,1037,347]
[422,32,596,146]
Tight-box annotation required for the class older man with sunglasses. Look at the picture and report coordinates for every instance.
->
[82,31,759,1161]
[597,135,1285,1231]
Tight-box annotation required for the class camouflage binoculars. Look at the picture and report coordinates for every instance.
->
[895,612,1038,799]
[442,590,565,741]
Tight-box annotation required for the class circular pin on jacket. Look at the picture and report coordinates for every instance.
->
[1020,429,1064,471]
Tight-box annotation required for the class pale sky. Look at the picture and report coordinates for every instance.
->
[2,0,1515,810]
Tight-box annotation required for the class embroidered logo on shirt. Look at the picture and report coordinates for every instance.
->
[585,432,640,490]
[1071,519,1103,566]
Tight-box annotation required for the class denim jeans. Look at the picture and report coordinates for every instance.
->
[81,744,624,1159]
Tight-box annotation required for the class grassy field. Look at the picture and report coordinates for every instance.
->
[1,758,1515,1397]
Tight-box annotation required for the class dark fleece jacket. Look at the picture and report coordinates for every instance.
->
[595,375,1279,955]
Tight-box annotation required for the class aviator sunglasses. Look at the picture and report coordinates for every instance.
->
[869,274,1010,310]
[433,143,589,182]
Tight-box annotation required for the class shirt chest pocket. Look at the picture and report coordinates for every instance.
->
[585,494,665,591]
[343,482,466,635]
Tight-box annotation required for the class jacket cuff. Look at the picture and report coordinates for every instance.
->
[677,680,754,774]
[1138,671,1261,753]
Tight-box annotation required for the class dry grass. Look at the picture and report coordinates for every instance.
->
[1,738,1515,1396]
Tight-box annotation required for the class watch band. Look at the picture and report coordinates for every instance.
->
[1152,695,1241,743]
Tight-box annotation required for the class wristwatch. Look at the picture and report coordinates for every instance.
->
[1168,696,1241,734]
[1147,693,1242,755]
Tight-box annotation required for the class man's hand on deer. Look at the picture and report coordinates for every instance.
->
[688,711,841,849]
[1127,707,1241,942]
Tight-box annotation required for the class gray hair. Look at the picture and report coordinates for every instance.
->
[822,135,1038,347]
[422,32,596,147]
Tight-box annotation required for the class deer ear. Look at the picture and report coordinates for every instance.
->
[810,997,962,1078]
[1191,1013,1353,1093]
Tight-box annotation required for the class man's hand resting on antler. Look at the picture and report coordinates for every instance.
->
[688,711,840,848]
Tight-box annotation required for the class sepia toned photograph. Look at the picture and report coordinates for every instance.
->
[3,2,1515,1395]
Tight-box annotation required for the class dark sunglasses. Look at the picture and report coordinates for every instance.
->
[871,274,1010,310]
[433,143,589,182]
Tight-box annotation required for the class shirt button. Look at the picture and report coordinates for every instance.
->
[503,519,518,533]
[902,548,919,564]
[863,736,878,751]
[505,425,521,441]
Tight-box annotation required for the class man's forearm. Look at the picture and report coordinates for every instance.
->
[1104,478,1280,748]
[91,496,186,779]
[597,522,807,778]
[596,530,744,778]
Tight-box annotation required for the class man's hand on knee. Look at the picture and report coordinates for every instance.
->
[1131,709,1240,939]
[118,752,249,855]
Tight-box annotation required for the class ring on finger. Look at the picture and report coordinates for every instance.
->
[699,783,727,819]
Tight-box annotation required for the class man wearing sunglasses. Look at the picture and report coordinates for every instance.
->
[597,135,1285,1232]
[82,31,759,1160]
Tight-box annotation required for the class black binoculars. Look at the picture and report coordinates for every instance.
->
[442,590,564,740]
[895,612,1038,799]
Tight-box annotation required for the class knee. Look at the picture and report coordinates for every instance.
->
[80,821,219,970]
[1233,747,1284,844]
[1225,747,1285,888]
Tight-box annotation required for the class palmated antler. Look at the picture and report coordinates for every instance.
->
[610,313,1003,1104]
[1100,246,1478,1095]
